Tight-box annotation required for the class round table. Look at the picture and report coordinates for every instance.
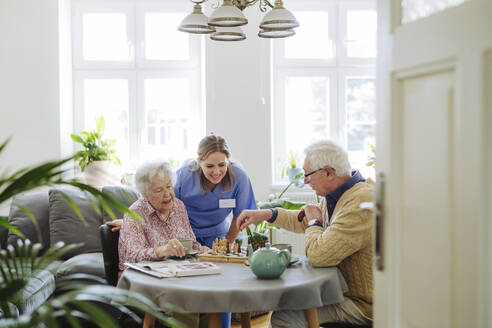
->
[117,256,347,327]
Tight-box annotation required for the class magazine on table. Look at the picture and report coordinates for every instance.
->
[124,260,221,278]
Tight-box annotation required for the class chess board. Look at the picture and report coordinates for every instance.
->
[197,249,248,264]
[197,238,248,263]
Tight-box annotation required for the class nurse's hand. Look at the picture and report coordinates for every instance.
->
[106,219,123,232]
[154,238,187,258]
[199,245,210,254]
[236,209,273,231]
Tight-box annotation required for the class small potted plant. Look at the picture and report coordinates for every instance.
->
[246,227,269,253]
[71,116,121,186]
[281,151,303,187]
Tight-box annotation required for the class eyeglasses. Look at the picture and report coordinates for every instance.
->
[303,168,323,181]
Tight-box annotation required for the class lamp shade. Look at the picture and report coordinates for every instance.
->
[210,26,246,41]
[258,28,295,38]
[208,0,247,27]
[178,4,215,34]
[259,5,299,30]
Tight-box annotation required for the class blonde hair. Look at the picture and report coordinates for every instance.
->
[191,134,236,193]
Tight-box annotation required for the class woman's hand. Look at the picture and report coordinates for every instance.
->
[106,219,123,232]
[199,245,210,254]
[154,238,187,258]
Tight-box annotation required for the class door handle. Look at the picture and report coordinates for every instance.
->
[360,172,385,271]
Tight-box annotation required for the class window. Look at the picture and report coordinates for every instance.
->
[72,0,203,171]
[272,0,376,183]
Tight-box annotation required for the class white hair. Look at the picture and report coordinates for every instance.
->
[134,160,176,196]
[304,140,352,177]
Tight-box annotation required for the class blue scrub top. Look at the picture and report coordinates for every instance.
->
[174,160,257,239]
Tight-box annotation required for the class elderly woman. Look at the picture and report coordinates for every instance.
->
[118,160,208,273]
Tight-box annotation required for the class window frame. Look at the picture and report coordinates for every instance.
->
[72,0,204,168]
[271,0,376,186]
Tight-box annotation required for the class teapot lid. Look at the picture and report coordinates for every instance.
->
[258,242,276,252]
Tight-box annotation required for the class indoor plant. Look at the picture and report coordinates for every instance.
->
[281,151,303,188]
[0,138,180,328]
[70,116,121,186]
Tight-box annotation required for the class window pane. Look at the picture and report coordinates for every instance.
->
[346,77,376,180]
[285,76,330,153]
[347,123,375,179]
[145,12,189,60]
[141,78,194,162]
[402,0,468,24]
[285,11,332,59]
[346,78,376,121]
[346,10,377,58]
[83,13,130,61]
[83,79,130,166]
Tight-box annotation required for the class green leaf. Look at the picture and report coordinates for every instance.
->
[95,116,105,134]
[0,218,24,239]
[70,134,84,144]
[278,199,305,210]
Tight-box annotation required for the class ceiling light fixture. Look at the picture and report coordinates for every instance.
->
[178,0,299,41]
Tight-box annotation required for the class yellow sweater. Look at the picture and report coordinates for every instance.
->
[275,180,374,318]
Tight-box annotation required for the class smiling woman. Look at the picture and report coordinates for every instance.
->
[118,160,208,273]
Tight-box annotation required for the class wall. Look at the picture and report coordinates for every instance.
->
[205,5,272,202]
[0,0,62,168]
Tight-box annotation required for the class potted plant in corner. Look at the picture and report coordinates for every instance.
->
[71,116,121,187]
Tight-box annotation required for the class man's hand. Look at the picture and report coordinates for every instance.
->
[236,209,273,231]
[302,205,323,223]
[106,219,123,232]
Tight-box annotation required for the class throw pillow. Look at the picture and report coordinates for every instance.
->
[0,215,9,249]
[101,185,141,221]
[7,193,51,252]
[48,188,103,259]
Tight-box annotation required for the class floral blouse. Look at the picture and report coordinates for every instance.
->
[118,197,200,272]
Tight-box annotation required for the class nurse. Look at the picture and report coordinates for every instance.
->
[174,134,257,248]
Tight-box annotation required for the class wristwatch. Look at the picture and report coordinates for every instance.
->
[307,219,323,228]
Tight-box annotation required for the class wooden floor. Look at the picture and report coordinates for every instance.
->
[230,312,272,328]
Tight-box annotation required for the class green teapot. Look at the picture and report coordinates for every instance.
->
[248,242,291,279]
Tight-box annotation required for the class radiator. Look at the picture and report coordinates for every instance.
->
[270,190,318,256]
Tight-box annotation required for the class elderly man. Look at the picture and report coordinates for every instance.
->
[236,140,374,327]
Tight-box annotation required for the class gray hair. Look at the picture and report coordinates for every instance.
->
[134,160,176,196]
[304,140,352,177]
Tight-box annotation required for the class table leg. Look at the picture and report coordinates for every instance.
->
[240,312,251,328]
[208,313,222,328]
[143,313,156,328]
[304,308,319,328]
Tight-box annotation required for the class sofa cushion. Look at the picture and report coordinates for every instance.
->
[101,185,140,221]
[18,269,56,315]
[49,188,103,259]
[7,193,50,252]
[0,215,8,249]
[55,252,105,280]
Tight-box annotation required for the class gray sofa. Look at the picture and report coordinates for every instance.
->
[0,185,140,316]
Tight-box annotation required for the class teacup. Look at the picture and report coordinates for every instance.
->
[271,243,292,254]
[178,238,193,254]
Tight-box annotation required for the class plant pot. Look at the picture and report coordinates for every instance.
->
[84,161,118,187]
[288,167,303,183]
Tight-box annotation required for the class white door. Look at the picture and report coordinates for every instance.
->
[376,1,492,327]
